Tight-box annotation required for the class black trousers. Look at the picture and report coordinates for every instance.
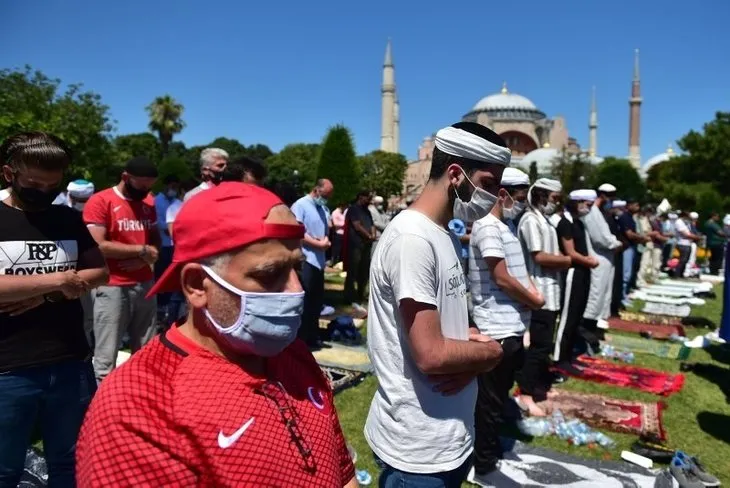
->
[611,250,624,316]
[517,309,557,398]
[330,233,343,265]
[675,245,692,277]
[344,244,371,304]
[555,267,591,363]
[710,244,725,275]
[154,246,175,307]
[474,336,524,474]
[298,262,324,346]
[630,249,641,290]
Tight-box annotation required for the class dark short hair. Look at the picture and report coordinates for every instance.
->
[222,156,267,183]
[163,174,180,185]
[356,190,371,199]
[429,122,507,180]
[125,156,158,178]
[1,131,72,172]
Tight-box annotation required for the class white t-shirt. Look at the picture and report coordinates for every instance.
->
[518,210,561,311]
[165,200,184,245]
[469,213,531,339]
[0,189,8,201]
[365,209,476,474]
[674,218,692,246]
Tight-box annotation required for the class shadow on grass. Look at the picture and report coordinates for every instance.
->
[697,411,730,444]
[684,362,730,404]
[705,344,730,365]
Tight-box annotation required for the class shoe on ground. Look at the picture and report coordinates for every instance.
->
[556,361,584,377]
[467,463,520,487]
[630,440,673,464]
[670,458,706,488]
[674,452,721,487]
[551,371,568,384]
[351,303,368,317]
[320,305,336,316]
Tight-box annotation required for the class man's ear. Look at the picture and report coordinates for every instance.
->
[447,164,464,187]
[180,263,209,309]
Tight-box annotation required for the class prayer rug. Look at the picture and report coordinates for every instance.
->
[619,311,683,326]
[604,333,691,360]
[467,440,675,488]
[554,356,685,396]
[320,365,366,394]
[526,389,667,440]
[312,342,372,372]
[643,302,692,318]
[608,317,686,339]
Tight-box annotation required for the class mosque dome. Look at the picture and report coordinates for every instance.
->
[466,82,546,121]
[643,145,677,174]
[521,146,560,175]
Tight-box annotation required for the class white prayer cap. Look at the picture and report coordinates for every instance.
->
[500,167,529,187]
[612,200,627,208]
[598,183,617,193]
[373,195,384,204]
[689,211,699,220]
[533,178,562,192]
[434,122,511,166]
[67,179,95,199]
[668,213,678,220]
[723,214,730,226]
[569,189,597,202]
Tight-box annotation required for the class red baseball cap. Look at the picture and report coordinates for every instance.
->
[146,182,304,297]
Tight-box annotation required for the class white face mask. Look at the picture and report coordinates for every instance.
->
[577,206,590,217]
[503,199,524,220]
[72,202,86,211]
[452,169,498,222]
[541,202,558,216]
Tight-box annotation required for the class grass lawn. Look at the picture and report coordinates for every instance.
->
[329,276,730,485]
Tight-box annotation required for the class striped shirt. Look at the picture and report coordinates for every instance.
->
[469,213,531,339]
[518,209,562,311]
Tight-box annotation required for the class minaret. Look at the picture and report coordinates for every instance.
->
[380,39,396,153]
[628,49,642,169]
[589,86,598,157]
[392,95,400,154]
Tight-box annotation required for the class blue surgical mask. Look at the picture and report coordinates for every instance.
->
[201,265,304,356]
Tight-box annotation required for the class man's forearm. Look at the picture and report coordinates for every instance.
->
[496,275,536,308]
[77,268,109,290]
[568,251,595,268]
[425,338,503,374]
[0,274,61,302]
[98,241,145,259]
[534,251,570,269]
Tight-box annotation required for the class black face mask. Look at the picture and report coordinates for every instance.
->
[11,179,60,211]
[209,170,223,185]
[125,183,149,201]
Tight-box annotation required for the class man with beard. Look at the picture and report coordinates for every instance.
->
[76,183,357,488]
[365,122,505,487]
[0,132,107,486]
[83,157,161,381]
[516,178,572,416]
[183,147,228,201]
[581,184,622,354]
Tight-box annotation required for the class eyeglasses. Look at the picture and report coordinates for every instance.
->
[257,381,317,473]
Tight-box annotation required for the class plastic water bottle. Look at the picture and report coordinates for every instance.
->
[594,432,616,448]
[517,418,552,437]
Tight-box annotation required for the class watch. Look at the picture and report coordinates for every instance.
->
[139,245,148,258]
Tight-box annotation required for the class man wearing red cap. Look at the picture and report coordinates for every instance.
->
[76,182,356,488]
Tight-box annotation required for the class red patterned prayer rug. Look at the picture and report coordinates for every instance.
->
[554,356,685,396]
[520,389,667,440]
[607,318,686,339]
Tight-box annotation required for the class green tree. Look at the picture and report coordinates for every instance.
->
[316,125,361,206]
[146,95,185,156]
[528,161,538,183]
[588,157,645,202]
[0,66,116,186]
[155,156,195,192]
[358,150,407,199]
[550,152,594,193]
[266,143,321,190]
[113,133,162,165]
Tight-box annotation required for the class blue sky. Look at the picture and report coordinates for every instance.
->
[2,0,729,166]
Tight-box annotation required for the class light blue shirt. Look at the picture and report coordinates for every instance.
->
[291,195,330,270]
[154,193,179,248]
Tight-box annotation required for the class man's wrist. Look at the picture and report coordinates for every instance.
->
[139,245,148,258]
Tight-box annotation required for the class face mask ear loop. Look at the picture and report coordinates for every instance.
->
[527,184,536,209]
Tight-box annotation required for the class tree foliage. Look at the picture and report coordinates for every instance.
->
[550,153,594,194]
[528,161,538,184]
[146,95,185,156]
[0,66,116,186]
[358,150,407,199]
[646,112,730,218]
[113,133,161,165]
[317,125,361,206]
[588,157,645,202]
[266,143,321,191]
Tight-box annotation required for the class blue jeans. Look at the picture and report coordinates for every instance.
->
[375,455,472,488]
[622,246,636,299]
[0,360,96,488]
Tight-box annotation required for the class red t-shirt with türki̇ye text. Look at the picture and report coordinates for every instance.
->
[83,186,157,286]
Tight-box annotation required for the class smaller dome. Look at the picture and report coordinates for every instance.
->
[521,147,560,175]
[643,145,677,174]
